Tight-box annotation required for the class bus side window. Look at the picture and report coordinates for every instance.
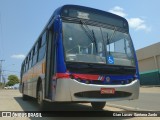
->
[38,31,46,62]
[24,60,26,73]
[29,50,33,69]
[28,52,31,69]
[25,57,28,71]
[21,63,24,76]
[32,42,38,66]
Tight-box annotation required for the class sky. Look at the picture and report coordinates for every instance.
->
[0,0,160,79]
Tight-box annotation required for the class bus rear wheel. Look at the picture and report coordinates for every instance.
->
[91,102,106,110]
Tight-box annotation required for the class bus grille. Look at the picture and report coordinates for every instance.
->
[74,91,132,99]
[75,79,133,85]
[91,80,133,85]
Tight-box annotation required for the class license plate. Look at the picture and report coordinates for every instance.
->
[101,88,115,94]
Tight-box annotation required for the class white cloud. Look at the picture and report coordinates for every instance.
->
[11,54,25,59]
[109,6,151,32]
[109,6,127,17]
[127,18,151,32]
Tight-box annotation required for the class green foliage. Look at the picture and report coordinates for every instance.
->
[0,82,2,85]
[0,82,3,86]
[0,82,4,89]
[6,75,19,86]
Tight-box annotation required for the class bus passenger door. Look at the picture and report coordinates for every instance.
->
[45,27,55,99]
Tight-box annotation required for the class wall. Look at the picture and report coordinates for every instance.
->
[136,42,160,85]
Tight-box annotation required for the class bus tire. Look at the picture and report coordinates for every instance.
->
[37,83,47,111]
[91,102,106,110]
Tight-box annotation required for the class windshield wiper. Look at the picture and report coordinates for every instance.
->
[80,20,98,52]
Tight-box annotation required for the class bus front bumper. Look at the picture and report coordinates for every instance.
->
[54,78,140,102]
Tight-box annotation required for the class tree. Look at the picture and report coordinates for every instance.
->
[0,82,2,86]
[6,75,19,86]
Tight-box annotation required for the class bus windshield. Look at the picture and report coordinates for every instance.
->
[62,22,135,66]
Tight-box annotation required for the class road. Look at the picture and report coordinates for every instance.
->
[0,89,122,112]
[107,86,160,111]
[0,88,159,120]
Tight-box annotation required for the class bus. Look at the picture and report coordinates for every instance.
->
[19,5,140,110]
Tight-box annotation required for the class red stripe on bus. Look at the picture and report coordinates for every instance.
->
[56,73,70,78]
[72,73,99,80]
[55,73,100,80]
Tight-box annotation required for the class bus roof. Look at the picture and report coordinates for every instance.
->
[55,5,129,29]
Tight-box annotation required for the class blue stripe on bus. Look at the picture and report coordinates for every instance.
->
[55,16,67,73]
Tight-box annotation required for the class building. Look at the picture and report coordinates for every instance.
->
[136,42,160,85]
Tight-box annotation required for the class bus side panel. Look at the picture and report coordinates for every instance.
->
[21,59,46,98]
[22,67,35,97]
[22,71,29,96]
[32,59,46,98]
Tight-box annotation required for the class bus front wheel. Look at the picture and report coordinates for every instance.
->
[91,102,106,110]
[37,83,47,111]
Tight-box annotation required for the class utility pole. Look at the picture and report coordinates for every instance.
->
[0,60,5,83]
[2,74,5,88]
